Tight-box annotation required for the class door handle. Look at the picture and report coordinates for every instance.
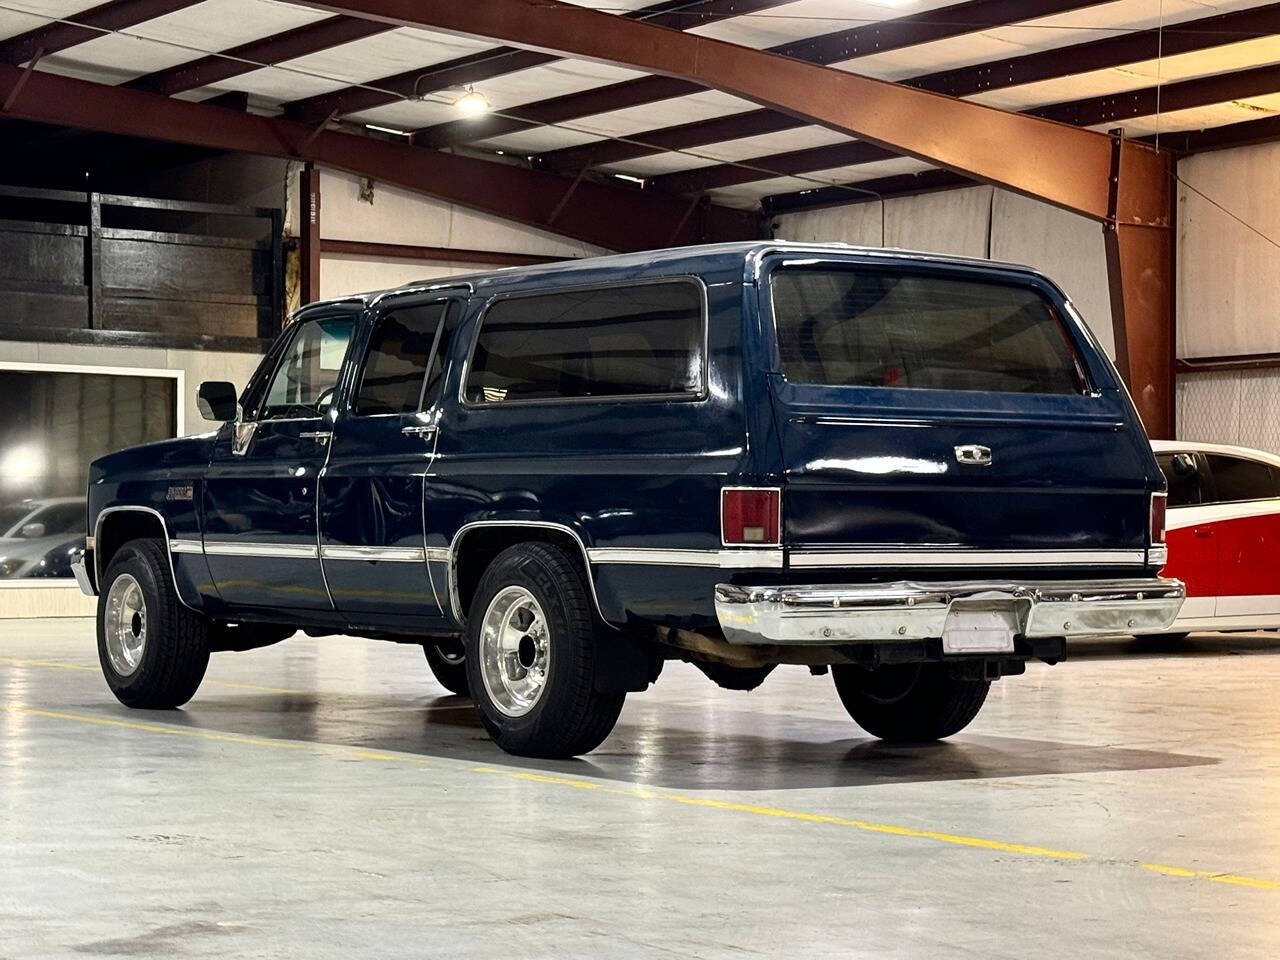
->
[401,425,437,439]
[299,431,331,444]
[1193,527,1213,539]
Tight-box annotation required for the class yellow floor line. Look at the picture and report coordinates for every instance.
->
[0,656,306,696]
[5,702,1274,892]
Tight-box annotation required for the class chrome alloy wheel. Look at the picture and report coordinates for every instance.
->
[478,586,550,717]
[104,573,148,677]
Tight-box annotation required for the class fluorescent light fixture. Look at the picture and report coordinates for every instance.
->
[453,88,491,117]
[614,173,645,185]
[365,123,410,137]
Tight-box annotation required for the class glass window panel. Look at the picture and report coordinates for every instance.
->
[261,316,355,419]
[1205,454,1277,503]
[1156,453,1203,508]
[0,367,176,580]
[770,268,1086,395]
[354,303,449,416]
[465,282,703,404]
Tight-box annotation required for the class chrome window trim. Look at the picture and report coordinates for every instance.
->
[457,275,710,410]
[788,548,1147,567]
[91,506,197,612]
[447,521,608,626]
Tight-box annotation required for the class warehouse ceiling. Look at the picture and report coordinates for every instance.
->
[2,0,1279,214]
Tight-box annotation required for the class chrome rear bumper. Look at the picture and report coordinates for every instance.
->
[714,578,1185,646]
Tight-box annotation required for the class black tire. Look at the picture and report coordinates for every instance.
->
[831,663,989,741]
[96,538,211,709]
[424,639,470,697]
[464,542,624,758]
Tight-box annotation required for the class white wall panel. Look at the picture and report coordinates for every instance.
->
[1178,141,1280,359]
[774,185,992,256]
[989,190,1114,358]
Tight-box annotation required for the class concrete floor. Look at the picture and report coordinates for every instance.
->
[1,620,1278,959]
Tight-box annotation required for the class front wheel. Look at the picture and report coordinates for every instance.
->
[97,538,211,709]
[832,662,989,741]
[464,542,624,758]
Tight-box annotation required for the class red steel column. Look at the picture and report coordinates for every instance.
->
[300,162,321,306]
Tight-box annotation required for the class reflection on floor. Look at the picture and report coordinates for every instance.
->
[2,620,1278,959]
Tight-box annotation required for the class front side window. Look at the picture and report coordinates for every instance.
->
[770,267,1086,395]
[1156,452,1203,508]
[464,281,703,404]
[354,302,452,416]
[1205,454,1277,503]
[260,316,355,420]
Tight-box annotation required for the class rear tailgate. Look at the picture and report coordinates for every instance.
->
[759,254,1158,568]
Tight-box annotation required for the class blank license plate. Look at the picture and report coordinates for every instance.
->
[941,606,1017,655]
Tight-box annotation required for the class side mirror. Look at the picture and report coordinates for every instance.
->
[20,522,46,538]
[197,381,239,422]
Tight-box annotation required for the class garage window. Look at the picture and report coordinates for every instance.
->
[463,281,704,404]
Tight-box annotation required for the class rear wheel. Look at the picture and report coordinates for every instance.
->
[464,542,624,758]
[831,662,989,741]
[97,538,210,709]
[424,638,470,697]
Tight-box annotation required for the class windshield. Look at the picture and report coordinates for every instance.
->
[770,267,1087,395]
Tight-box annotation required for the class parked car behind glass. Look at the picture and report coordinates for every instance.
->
[0,497,87,579]
[1154,440,1280,635]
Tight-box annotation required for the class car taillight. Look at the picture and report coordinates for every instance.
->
[1150,492,1167,544]
[721,487,780,545]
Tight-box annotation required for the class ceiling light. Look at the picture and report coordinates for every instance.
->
[453,89,490,117]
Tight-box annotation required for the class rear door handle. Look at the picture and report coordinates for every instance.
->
[1193,527,1213,539]
[401,425,437,439]
[299,431,331,444]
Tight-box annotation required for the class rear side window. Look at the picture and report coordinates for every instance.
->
[1156,453,1203,507]
[770,267,1086,394]
[1204,454,1278,503]
[354,302,451,415]
[464,281,703,404]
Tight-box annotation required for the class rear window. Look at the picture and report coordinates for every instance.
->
[770,267,1086,394]
[464,281,703,404]
[1205,454,1278,503]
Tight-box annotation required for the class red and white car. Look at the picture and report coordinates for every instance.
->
[1154,439,1280,634]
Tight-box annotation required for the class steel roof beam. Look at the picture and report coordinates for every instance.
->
[0,0,199,65]
[607,3,1280,193]
[282,0,790,126]
[415,0,1108,151]
[127,15,392,96]
[0,62,758,250]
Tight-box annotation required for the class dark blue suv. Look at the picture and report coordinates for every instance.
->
[76,242,1183,757]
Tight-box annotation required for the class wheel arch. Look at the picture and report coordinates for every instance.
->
[94,506,195,612]
[448,521,609,628]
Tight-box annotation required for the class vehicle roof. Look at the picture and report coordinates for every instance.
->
[1151,439,1280,469]
[294,241,1054,318]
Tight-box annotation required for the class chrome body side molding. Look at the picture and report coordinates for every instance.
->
[788,548,1148,568]
[586,547,784,568]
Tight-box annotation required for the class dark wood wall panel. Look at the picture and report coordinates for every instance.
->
[0,186,281,351]
[0,226,84,284]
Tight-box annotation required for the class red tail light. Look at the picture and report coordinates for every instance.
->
[1150,492,1167,544]
[721,487,780,545]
